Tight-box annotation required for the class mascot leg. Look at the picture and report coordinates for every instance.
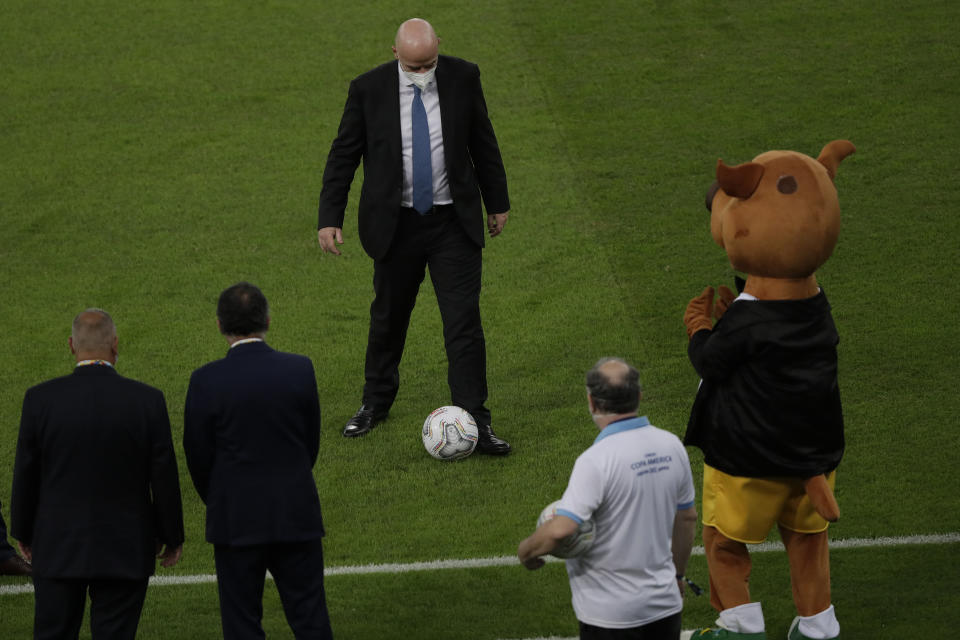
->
[690,526,767,638]
[780,526,840,639]
[704,525,752,611]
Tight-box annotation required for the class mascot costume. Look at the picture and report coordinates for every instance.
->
[682,140,855,640]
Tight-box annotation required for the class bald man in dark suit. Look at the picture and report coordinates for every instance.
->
[11,309,184,640]
[317,18,511,454]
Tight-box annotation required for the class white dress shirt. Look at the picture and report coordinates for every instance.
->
[397,62,452,208]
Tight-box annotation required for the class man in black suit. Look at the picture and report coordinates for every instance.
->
[11,309,184,639]
[317,18,511,454]
[183,282,333,639]
[0,499,32,576]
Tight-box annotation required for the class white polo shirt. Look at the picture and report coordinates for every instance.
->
[557,416,696,628]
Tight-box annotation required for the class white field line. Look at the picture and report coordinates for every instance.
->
[2,531,957,597]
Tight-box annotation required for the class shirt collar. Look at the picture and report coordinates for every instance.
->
[396,61,410,87]
[594,415,651,444]
[229,338,264,349]
[75,359,114,368]
[735,287,822,303]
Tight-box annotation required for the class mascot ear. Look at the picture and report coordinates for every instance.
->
[816,140,856,181]
[716,159,764,199]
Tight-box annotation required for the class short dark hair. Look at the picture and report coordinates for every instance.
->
[217,282,269,336]
[586,357,642,414]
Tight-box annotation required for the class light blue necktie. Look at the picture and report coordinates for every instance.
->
[411,85,433,214]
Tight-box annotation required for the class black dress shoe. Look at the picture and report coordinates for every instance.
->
[342,404,388,438]
[0,554,32,576]
[475,424,511,455]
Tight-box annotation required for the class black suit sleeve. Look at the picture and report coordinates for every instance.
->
[149,391,185,546]
[304,361,321,466]
[688,321,751,382]
[183,371,216,502]
[10,391,40,545]
[318,78,368,229]
[466,65,510,214]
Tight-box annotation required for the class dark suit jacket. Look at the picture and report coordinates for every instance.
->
[318,54,510,261]
[11,365,184,579]
[183,341,324,546]
[685,291,845,477]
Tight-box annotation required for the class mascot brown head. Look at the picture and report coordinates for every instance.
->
[706,140,855,300]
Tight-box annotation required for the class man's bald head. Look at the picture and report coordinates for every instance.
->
[586,357,642,415]
[70,309,118,361]
[393,18,439,73]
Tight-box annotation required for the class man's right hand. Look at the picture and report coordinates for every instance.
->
[318,227,344,255]
[16,541,32,563]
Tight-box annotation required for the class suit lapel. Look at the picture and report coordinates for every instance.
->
[384,62,402,169]
[436,55,454,157]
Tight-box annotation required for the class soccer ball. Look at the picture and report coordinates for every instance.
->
[537,500,595,558]
[421,406,479,461]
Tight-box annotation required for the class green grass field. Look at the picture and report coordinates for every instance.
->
[2,0,958,637]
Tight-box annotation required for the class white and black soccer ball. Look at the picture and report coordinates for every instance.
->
[421,406,479,461]
[537,500,595,558]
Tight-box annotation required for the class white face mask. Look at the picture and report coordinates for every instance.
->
[404,66,435,91]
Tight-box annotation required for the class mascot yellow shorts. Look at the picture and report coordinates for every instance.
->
[702,464,836,543]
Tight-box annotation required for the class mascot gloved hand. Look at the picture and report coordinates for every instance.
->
[683,141,855,640]
[684,285,736,338]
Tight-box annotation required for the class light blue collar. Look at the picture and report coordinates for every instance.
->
[594,415,650,443]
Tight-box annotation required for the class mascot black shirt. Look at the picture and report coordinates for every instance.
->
[685,290,845,477]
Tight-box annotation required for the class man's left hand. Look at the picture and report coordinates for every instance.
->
[488,212,509,237]
[156,543,183,568]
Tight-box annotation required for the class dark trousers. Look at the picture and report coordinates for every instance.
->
[214,538,333,640]
[363,205,490,425]
[32,576,148,640]
[579,612,682,640]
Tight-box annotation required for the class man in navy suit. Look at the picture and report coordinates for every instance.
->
[11,309,184,639]
[183,282,333,639]
[317,18,511,454]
